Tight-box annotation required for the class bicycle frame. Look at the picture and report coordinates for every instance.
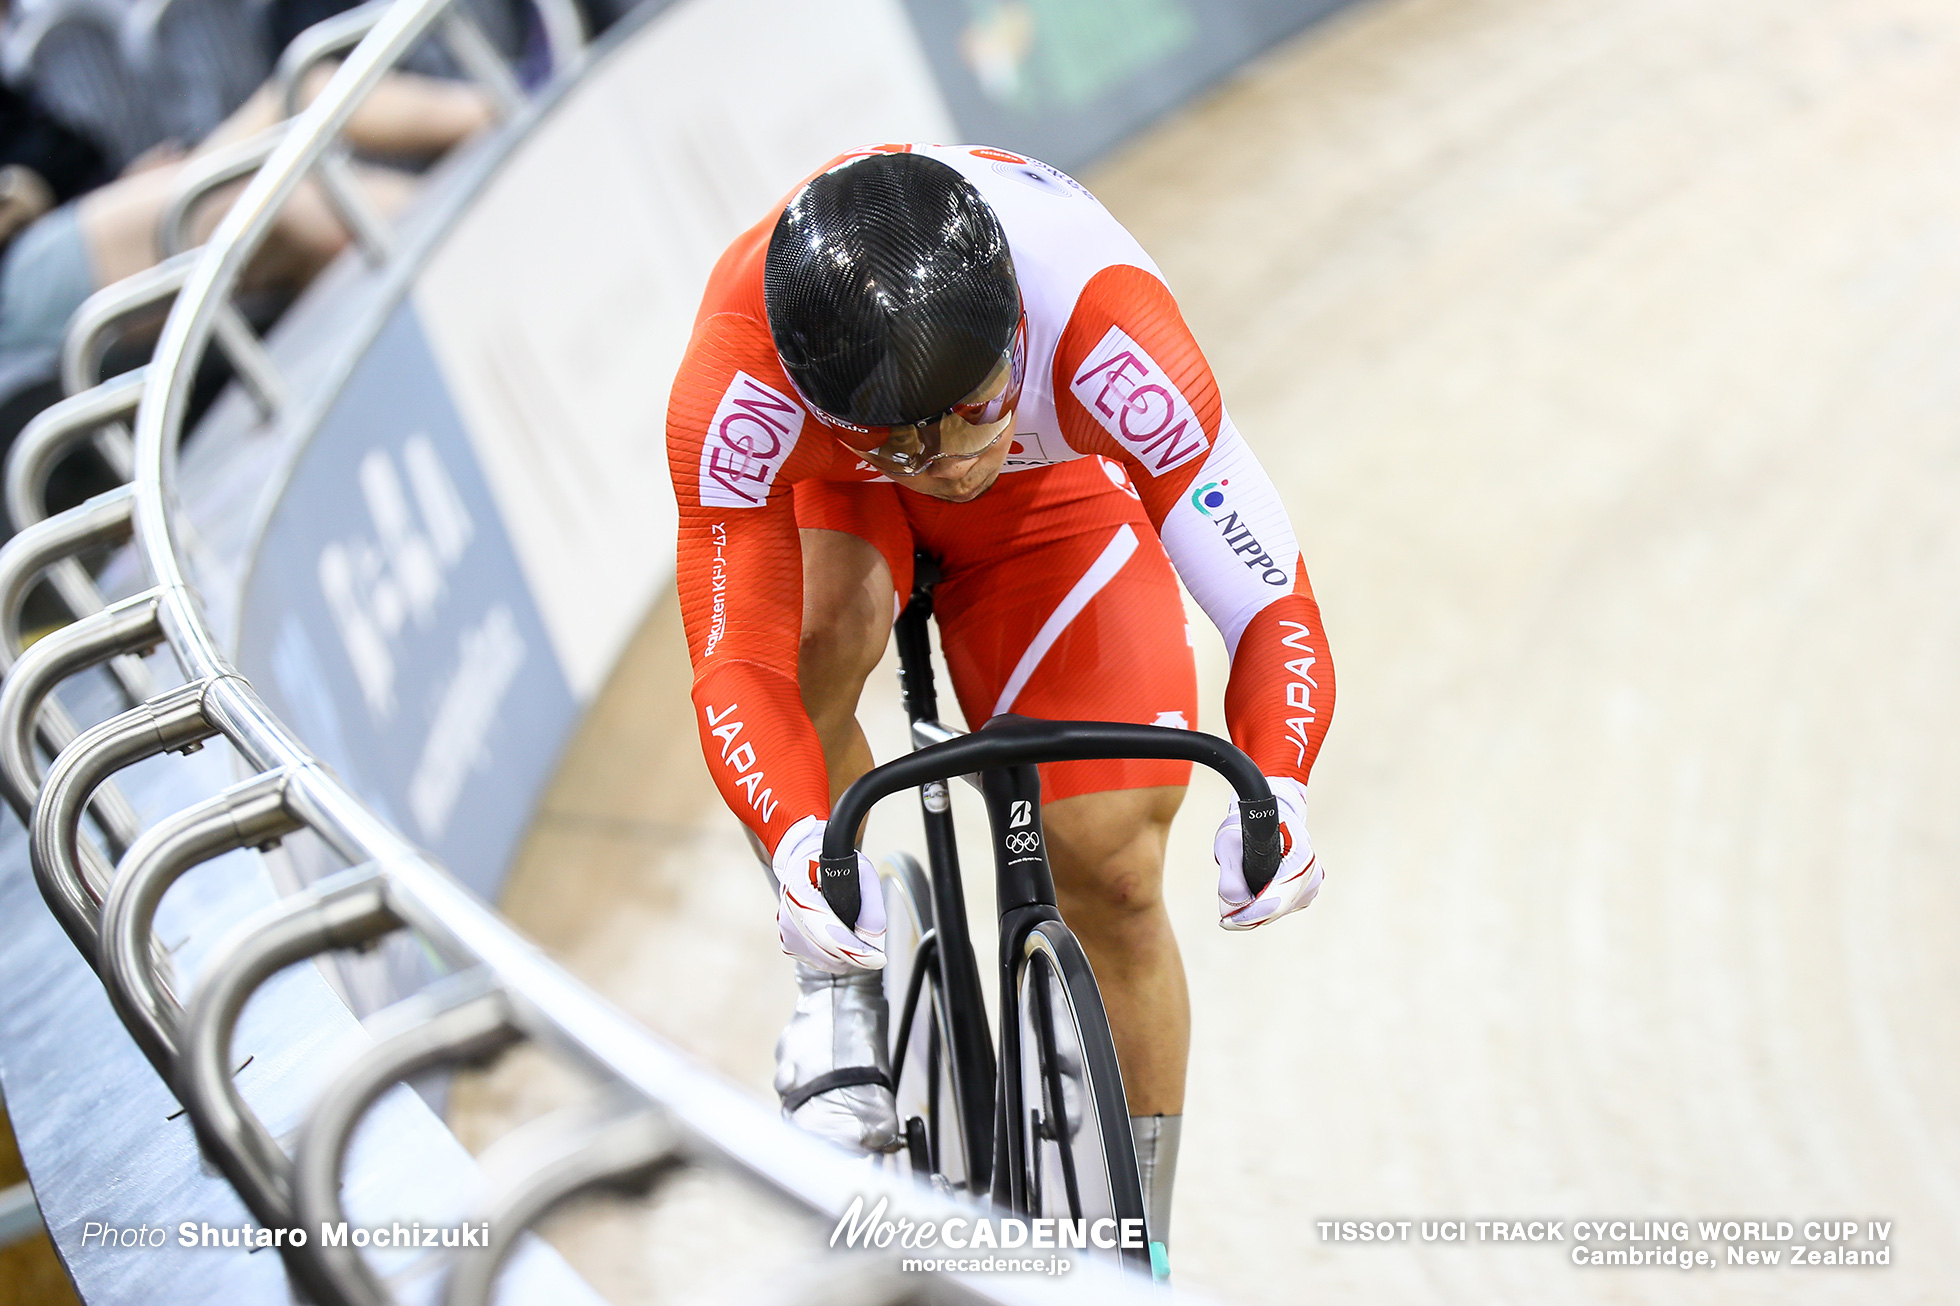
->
[847,557,1283,1211]
[889,565,999,1196]
[890,573,1106,1212]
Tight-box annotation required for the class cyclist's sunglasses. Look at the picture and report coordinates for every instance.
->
[808,316,1027,474]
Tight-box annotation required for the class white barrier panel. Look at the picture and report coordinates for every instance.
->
[237,0,958,909]
[414,0,955,698]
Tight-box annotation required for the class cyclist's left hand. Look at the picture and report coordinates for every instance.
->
[1213,775,1323,931]
[773,815,887,972]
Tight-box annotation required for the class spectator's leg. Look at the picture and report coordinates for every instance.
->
[0,203,96,358]
[315,67,497,158]
[237,166,419,291]
[72,165,180,286]
[209,70,494,161]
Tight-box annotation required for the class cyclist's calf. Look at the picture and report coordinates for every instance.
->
[1041,783,1189,1116]
[1042,784,1184,922]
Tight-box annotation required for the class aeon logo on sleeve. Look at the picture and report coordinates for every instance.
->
[700,371,803,509]
[1070,326,1208,475]
[1189,479,1290,586]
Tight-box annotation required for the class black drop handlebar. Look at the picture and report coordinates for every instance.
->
[815,716,1282,929]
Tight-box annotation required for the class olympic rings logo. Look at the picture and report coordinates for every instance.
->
[1005,831,1041,855]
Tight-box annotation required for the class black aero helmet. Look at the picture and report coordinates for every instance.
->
[764,152,1020,430]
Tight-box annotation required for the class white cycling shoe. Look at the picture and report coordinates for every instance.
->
[775,962,899,1154]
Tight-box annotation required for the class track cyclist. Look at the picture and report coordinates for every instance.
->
[666,146,1335,1271]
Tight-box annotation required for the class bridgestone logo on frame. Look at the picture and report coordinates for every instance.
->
[700,371,802,508]
[1069,326,1207,474]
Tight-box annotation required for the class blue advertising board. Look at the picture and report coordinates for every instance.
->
[899,0,1353,171]
[234,303,578,903]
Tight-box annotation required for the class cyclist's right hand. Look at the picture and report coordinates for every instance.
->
[1214,774,1324,931]
[772,815,886,972]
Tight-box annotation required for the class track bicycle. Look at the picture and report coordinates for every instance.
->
[815,556,1282,1274]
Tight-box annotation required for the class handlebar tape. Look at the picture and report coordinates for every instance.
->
[1236,795,1282,899]
[817,852,860,930]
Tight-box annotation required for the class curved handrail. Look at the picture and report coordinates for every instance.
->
[6,373,143,536]
[157,124,291,259]
[0,490,151,831]
[178,866,402,1227]
[442,1096,678,1306]
[0,1,1168,1302]
[60,253,197,400]
[97,764,297,1068]
[293,973,524,1306]
[0,590,161,852]
[31,677,219,957]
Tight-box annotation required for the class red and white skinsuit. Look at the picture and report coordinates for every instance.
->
[667,144,1334,943]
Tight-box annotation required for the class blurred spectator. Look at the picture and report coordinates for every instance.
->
[0,60,492,357]
[0,65,122,452]
[267,0,369,65]
[0,56,492,524]
[0,78,114,378]
[0,77,110,238]
[0,0,506,343]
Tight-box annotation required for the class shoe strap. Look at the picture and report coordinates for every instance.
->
[780,1066,894,1115]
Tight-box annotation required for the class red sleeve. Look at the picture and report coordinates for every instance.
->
[1222,565,1334,786]
[1052,264,1218,526]
[669,312,832,853]
[1054,264,1334,785]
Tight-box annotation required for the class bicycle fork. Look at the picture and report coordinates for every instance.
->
[982,760,1065,1213]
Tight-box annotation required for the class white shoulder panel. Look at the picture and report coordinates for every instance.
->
[915,145,1166,472]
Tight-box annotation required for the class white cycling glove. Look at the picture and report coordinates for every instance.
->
[1213,775,1323,931]
[772,814,886,972]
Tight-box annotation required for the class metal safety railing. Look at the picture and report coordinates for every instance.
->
[0,1,1164,1302]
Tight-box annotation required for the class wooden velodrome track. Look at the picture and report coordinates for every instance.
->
[451,0,1960,1300]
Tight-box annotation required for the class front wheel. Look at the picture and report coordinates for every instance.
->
[880,853,971,1191]
[1011,918,1149,1271]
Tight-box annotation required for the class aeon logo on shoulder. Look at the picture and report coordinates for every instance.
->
[700,371,802,509]
[1069,327,1207,475]
[1190,479,1289,587]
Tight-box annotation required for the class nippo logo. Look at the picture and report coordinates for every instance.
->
[1070,327,1207,474]
[700,371,802,509]
[1188,478,1289,587]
